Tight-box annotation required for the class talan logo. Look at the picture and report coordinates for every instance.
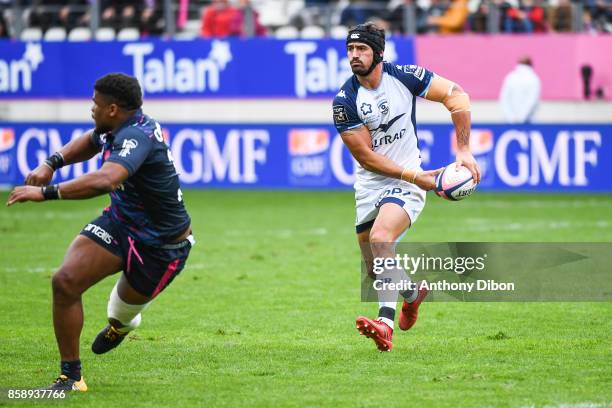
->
[0,43,44,93]
[119,139,138,157]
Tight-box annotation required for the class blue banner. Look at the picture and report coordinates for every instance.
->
[1,123,610,191]
[0,39,412,99]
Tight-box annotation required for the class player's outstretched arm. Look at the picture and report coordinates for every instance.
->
[424,75,481,183]
[340,126,442,191]
[25,129,101,187]
[7,162,128,206]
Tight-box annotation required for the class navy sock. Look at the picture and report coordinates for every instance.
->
[61,360,81,381]
[378,306,395,322]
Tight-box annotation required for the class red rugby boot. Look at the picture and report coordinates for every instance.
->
[399,281,429,331]
[356,316,393,352]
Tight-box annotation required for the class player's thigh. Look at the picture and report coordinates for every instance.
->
[116,274,151,305]
[54,235,123,295]
[369,203,412,244]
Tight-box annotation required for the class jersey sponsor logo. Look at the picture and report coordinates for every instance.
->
[360,103,372,116]
[118,138,138,157]
[333,105,348,124]
[336,90,346,98]
[402,64,425,81]
[372,129,406,148]
[83,223,114,245]
[374,113,405,132]
[377,99,389,115]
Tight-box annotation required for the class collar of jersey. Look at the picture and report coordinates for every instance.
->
[109,109,144,135]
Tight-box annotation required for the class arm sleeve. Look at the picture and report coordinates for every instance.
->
[385,64,434,97]
[105,128,153,176]
[332,92,362,134]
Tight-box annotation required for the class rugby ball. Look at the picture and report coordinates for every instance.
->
[434,164,477,201]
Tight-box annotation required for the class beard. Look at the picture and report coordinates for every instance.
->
[351,65,370,76]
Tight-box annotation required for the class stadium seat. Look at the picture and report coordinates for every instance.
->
[44,27,67,41]
[68,27,92,41]
[274,26,299,39]
[183,19,201,35]
[116,28,140,41]
[258,4,290,27]
[20,28,43,41]
[330,25,348,39]
[95,27,115,41]
[301,25,325,38]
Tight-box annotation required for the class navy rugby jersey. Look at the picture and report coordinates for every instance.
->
[332,62,434,190]
[90,110,191,246]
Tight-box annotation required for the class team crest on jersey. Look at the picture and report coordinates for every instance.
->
[118,138,138,157]
[333,105,348,124]
[377,100,389,115]
[360,103,372,116]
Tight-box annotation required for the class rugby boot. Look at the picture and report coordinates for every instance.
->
[91,324,127,354]
[356,316,393,352]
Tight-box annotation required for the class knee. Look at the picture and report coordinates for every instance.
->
[369,227,395,244]
[51,269,81,300]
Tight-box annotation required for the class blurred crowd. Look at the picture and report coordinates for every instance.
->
[0,0,610,39]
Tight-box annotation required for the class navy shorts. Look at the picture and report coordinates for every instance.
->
[80,212,193,298]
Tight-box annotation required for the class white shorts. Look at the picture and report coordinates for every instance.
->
[354,181,426,233]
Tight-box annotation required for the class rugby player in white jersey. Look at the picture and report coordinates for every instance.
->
[332,23,481,352]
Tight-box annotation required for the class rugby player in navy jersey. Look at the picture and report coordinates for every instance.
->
[7,73,193,391]
[332,23,480,352]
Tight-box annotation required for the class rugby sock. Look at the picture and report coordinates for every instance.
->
[377,304,396,329]
[107,282,150,333]
[400,286,419,303]
[60,360,81,381]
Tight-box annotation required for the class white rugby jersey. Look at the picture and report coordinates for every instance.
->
[332,62,434,190]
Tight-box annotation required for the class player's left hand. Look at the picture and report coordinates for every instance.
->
[6,186,44,206]
[455,149,481,184]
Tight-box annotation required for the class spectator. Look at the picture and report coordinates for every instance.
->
[0,11,8,38]
[427,0,469,33]
[504,0,546,32]
[100,0,138,30]
[139,1,164,36]
[389,0,428,34]
[291,0,330,29]
[527,0,548,32]
[200,0,240,37]
[230,0,267,37]
[550,0,573,32]
[469,0,490,32]
[499,56,541,123]
[57,0,89,31]
[340,0,388,27]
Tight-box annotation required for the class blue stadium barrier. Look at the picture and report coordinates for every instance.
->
[1,123,610,191]
[0,39,413,99]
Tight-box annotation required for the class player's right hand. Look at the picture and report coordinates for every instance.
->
[25,164,54,186]
[414,167,444,191]
[6,185,45,206]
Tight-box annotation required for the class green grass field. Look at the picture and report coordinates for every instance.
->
[0,191,611,407]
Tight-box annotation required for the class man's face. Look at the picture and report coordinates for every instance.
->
[91,91,116,133]
[347,42,375,76]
